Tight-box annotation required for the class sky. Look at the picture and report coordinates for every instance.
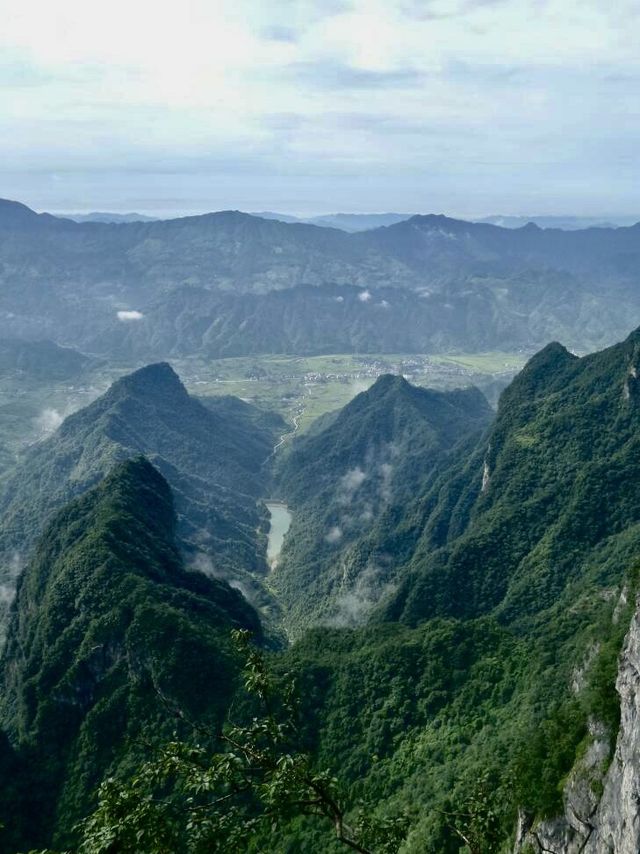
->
[0,0,639,217]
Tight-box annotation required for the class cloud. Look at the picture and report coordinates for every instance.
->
[0,552,24,606]
[189,551,257,606]
[325,525,343,543]
[327,559,397,627]
[117,310,144,321]
[284,60,425,90]
[0,583,15,606]
[260,25,299,43]
[379,461,394,501]
[358,289,372,303]
[34,407,64,437]
[338,467,367,504]
[2,0,640,215]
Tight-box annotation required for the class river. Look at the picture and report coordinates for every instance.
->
[265,501,292,566]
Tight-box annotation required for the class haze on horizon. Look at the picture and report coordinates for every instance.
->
[1,0,639,218]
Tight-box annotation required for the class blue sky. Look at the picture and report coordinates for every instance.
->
[0,0,638,217]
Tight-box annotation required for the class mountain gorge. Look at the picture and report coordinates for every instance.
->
[272,375,493,634]
[0,333,640,854]
[2,199,640,358]
[1,238,640,849]
[0,362,285,637]
[265,329,640,851]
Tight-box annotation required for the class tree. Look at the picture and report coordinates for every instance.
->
[76,630,409,853]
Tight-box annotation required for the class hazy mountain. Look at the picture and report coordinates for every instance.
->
[476,214,639,230]
[61,211,159,223]
[272,375,493,634]
[0,363,284,632]
[306,212,414,231]
[2,198,640,357]
[0,458,259,850]
[248,211,414,230]
[0,338,94,380]
[249,210,304,224]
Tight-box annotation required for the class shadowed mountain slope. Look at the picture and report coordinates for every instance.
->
[272,375,493,634]
[0,363,284,633]
[0,457,259,851]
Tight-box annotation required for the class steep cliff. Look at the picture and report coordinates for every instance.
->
[516,591,640,854]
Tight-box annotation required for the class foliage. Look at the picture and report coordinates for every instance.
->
[0,360,282,638]
[75,630,409,854]
[272,375,492,636]
[0,459,259,851]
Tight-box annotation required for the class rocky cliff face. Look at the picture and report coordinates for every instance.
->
[582,599,640,854]
[516,595,640,853]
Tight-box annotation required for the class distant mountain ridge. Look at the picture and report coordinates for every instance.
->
[249,211,640,231]
[62,211,159,223]
[2,198,640,358]
[252,211,415,231]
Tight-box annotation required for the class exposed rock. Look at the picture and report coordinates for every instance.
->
[582,602,640,853]
[481,457,491,493]
[515,598,640,853]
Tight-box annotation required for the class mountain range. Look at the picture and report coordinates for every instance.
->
[0,328,638,848]
[2,206,640,849]
[2,198,640,358]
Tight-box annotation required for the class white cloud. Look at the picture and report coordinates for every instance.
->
[326,525,343,543]
[117,310,144,321]
[339,467,367,502]
[34,407,64,437]
[358,289,372,302]
[1,0,639,214]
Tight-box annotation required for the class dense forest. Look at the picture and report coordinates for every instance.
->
[0,326,640,850]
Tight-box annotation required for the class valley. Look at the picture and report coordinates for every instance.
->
[3,0,638,848]
[0,201,638,854]
[0,325,639,853]
[0,349,525,474]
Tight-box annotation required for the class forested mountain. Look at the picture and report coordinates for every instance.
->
[272,375,493,634]
[0,362,284,635]
[0,339,94,381]
[2,319,640,850]
[264,329,640,850]
[2,198,640,358]
[0,458,259,851]
[381,329,640,628]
